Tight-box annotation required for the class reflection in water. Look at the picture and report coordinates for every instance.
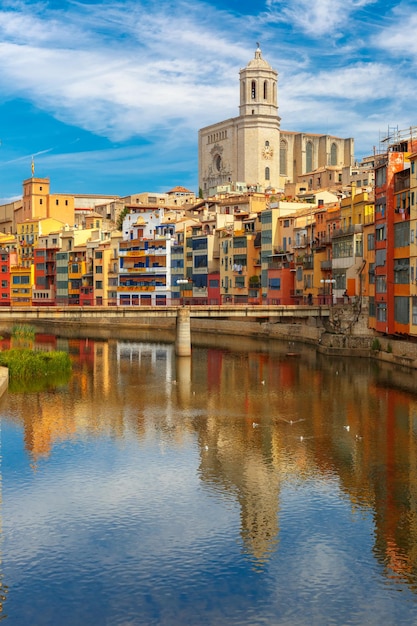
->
[1,336,417,623]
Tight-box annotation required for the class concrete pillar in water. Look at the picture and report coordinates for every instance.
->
[176,307,191,356]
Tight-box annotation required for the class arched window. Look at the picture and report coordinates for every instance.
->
[265,167,270,181]
[251,81,256,99]
[330,143,337,166]
[306,141,313,173]
[280,139,287,176]
[263,81,268,99]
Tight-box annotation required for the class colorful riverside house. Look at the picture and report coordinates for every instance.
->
[118,235,173,306]
[32,231,61,306]
[0,239,17,305]
[191,229,214,305]
[332,184,374,303]
[10,263,34,306]
[391,165,411,335]
[68,245,87,305]
[16,217,66,271]
[227,229,259,304]
[91,241,114,306]
[292,207,316,305]
[56,251,69,305]
[106,232,122,306]
[363,219,376,327]
[409,151,417,337]
[374,130,417,335]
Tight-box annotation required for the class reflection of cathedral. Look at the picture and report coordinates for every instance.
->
[198,46,354,197]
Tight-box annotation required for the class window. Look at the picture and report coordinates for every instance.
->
[333,238,353,258]
[376,225,386,241]
[394,258,409,284]
[263,81,268,99]
[233,237,247,248]
[280,140,287,176]
[369,296,375,317]
[375,167,386,187]
[265,167,270,180]
[375,249,386,266]
[330,143,337,166]
[368,263,375,285]
[306,141,313,173]
[367,233,375,251]
[95,281,103,290]
[376,275,387,292]
[268,278,281,290]
[394,221,409,247]
[394,296,409,324]
[95,251,103,259]
[251,80,256,99]
[376,303,387,322]
[56,199,59,205]
[412,297,417,325]
[194,254,207,269]
[95,266,103,274]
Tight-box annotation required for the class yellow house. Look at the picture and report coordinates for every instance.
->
[10,264,34,306]
[16,217,66,268]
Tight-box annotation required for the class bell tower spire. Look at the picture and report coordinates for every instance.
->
[239,45,279,118]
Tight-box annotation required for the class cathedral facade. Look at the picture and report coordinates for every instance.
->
[198,46,354,198]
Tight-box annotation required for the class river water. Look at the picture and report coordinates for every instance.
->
[1,334,417,625]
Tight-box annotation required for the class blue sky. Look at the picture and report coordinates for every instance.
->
[0,0,416,202]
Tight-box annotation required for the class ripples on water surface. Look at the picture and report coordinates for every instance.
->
[1,336,417,625]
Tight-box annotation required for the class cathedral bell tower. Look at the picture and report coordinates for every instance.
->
[239,44,279,118]
[236,46,281,190]
[198,46,281,197]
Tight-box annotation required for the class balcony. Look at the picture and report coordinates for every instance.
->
[332,224,363,238]
[321,260,332,271]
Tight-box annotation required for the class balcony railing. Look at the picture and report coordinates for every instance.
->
[321,260,332,271]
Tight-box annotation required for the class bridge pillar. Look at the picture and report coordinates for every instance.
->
[175,307,191,356]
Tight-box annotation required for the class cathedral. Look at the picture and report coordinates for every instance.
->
[198,46,354,198]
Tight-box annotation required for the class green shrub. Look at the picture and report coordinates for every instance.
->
[371,338,381,352]
[0,349,72,381]
[387,343,393,353]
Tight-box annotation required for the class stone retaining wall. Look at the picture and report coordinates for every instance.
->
[0,366,8,397]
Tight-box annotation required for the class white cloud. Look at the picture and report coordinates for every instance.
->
[265,0,378,38]
[371,5,417,62]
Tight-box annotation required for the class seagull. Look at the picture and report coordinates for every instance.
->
[252,422,259,428]
[344,425,350,432]
[280,418,305,425]
[261,380,265,385]
[204,445,209,451]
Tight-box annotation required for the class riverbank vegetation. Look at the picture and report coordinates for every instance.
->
[0,348,72,392]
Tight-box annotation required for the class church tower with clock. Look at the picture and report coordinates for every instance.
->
[198,45,280,197]
[198,46,354,198]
